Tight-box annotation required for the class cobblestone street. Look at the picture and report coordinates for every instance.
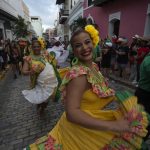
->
[0,71,64,150]
[0,71,149,149]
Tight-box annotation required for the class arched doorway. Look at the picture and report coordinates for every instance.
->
[87,14,95,25]
[108,12,121,37]
[109,19,120,37]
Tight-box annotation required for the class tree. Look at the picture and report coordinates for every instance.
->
[12,15,28,39]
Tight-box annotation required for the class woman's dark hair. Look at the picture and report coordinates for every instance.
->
[32,40,41,47]
[70,28,91,48]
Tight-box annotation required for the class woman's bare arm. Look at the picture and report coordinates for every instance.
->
[22,61,32,75]
[65,75,130,132]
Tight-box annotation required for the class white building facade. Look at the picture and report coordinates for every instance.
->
[68,0,84,38]
[0,0,30,40]
[56,0,69,42]
[55,0,84,41]
[31,16,43,38]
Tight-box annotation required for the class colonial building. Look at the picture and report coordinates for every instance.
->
[45,28,55,40]
[68,0,84,38]
[0,0,18,40]
[56,0,85,40]
[22,0,30,22]
[0,0,32,41]
[83,0,150,41]
[31,16,43,37]
[56,0,69,42]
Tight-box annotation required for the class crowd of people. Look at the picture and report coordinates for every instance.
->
[0,37,69,78]
[0,38,31,79]
[96,35,150,87]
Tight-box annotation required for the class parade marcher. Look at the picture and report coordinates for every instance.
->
[24,41,31,56]
[111,35,118,74]
[129,36,139,84]
[25,25,149,150]
[9,41,21,79]
[3,39,11,69]
[18,38,27,73]
[47,37,69,67]
[0,40,5,70]
[22,40,58,114]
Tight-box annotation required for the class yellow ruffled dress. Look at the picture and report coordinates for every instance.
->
[26,63,149,150]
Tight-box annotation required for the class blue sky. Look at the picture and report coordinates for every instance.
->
[23,0,59,30]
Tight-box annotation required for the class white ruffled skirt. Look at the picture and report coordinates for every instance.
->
[22,63,58,104]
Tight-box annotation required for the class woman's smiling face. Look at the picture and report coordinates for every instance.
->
[32,41,41,55]
[72,32,94,62]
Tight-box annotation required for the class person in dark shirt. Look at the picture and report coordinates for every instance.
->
[135,52,150,141]
[136,40,150,81]
[101,40,112,78]
[116,37,129,78]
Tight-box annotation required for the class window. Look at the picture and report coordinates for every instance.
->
[88,0,93,6]
[87,15,95,24]
[108,12,121,37]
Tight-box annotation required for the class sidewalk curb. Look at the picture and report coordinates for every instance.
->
[109,75,136,90]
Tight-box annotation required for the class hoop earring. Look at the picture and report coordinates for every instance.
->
[71,57,78,66]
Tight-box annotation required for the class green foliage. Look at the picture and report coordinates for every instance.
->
[12,15,28,38]
[70,17,87,32]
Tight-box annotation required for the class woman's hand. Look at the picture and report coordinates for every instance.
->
[109,118,131,133]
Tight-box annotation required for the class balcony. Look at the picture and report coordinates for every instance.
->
[92,0,114,7]
[59,9,69,24]
[56,0,65,5]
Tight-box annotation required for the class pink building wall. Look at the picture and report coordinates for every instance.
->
[83,0,149,42]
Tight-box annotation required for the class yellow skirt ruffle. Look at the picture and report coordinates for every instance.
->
[26,91,149,150]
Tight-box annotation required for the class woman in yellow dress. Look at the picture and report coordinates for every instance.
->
[26,26,149,150]
[22,40,60,114]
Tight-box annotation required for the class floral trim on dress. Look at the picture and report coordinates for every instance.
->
[103,108,146,150]
[103,91,149,150]
[24,54,61,101]
[103,137,134,150]
[27,135,62,150]
[23,55,46,88]
[23,55,45,74]
[60,63,115,98]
